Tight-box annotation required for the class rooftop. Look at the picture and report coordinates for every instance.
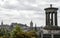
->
[44,4,58,10]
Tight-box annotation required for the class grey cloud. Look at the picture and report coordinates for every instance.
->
[1,0,57,11]
[1,4,41,11]
[0,0,42,11]
[34,11,44,15]
[41,0,60,3]
[18,0,36,3]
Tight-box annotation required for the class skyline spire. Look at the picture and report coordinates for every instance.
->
[1,20,3,25]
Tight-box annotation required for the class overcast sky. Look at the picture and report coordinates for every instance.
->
[0,0,60,27]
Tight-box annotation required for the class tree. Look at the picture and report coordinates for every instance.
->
[0,28,10,38]
[10,24,24,38]
[26,30,37,38]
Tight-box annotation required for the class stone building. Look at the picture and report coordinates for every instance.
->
[10,23,29,31]
[30,21,33,30]
[39,4,60,38]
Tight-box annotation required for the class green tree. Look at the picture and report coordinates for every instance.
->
[10,24,24,38]
[0,28,10,38]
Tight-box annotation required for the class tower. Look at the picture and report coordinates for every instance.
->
[44,4,58,26]
[1,21,3,25]
[30,21,33,30]
[35,24,37,31]
[43,4,60,38]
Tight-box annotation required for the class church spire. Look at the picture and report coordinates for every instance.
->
[30,20,33,30]
[35,24,37,31]
[30,20,33,27]
[1,20,3,25]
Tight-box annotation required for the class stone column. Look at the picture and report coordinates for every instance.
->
[51,33,54,38]
[55,12,57,26]
[51,13,53,25]
[41,30,43,38]
[46,12,48,26]
[48,13,50,25]
[51,31,54,38]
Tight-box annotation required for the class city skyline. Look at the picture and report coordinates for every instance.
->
[0,0,60,27]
